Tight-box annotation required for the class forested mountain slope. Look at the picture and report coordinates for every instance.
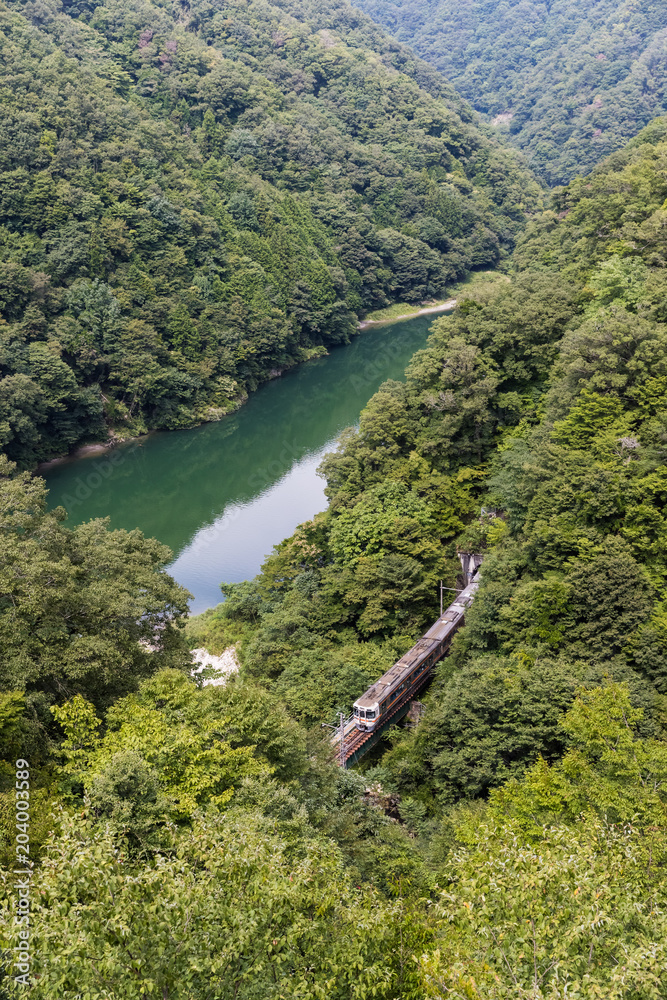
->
[6,3,667,995]
[355,0,667,184]
[182,116,667,995]
[205,117,667,737]
[0,0,539,468]
[2,106,667,1000]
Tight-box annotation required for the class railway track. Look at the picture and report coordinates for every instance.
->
[330,669,433,766]
[329,564,482,767]
[338,727,372,762]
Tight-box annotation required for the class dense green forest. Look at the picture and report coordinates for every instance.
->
[0,0,540,468]
[4,108,667,995]
[190,115,667,994]
[355,0,667,184]
[3,0,667,993]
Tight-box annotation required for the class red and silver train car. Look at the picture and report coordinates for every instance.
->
[352,572,481,732]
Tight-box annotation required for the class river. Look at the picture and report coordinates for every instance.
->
[43,315,436,613]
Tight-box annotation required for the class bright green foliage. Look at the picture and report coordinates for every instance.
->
[329,480,436,567]
[469,539,654,662]
[0,807,409,999]
[0,0,540,467]
[50,669,312,828]
[491,682,667,830]
[421,818,667,999]
[0,783,59,873]
[51,694,102,779]
[356,0,667,184]
[417,683,667,997]
[586,253,649,311]
[0,691,25,754]
[0,461,192,865]
[551,389,625,449]
[380,656,579,804]
[0,686,63,866]
[1,669,432,997]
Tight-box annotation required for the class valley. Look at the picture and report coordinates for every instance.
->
[2,1,667,997]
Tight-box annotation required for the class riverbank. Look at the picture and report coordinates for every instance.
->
[43,312,439,612]
[35,352,330,474]
[358,298,457,329]
[35,432,151,474]
[34,311,429,474]
[358,271,511,329]
[34,273,507,477]
[34,396,249,474]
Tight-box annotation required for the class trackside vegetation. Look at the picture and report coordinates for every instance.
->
[192,116,667,997]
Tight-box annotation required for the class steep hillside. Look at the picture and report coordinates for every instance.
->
[3,115,667,999]
[0,0,540,468]
[355,0,667,183]
[183,116,667,994]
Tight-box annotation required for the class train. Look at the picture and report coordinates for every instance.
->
[352,571,481,733]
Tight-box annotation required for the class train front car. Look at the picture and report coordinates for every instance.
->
[353,690,381,732]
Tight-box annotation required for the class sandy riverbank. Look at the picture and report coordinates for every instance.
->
[358,297,457,330]
[35,434,145,474]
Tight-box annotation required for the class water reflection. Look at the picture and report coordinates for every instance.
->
[44,315,435,611]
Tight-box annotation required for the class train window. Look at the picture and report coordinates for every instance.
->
[367,709,376,719]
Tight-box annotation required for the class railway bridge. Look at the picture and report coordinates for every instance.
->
[329,559,482,767]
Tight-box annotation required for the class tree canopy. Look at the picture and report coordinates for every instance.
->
[0,0,540,468]
[356,0,667,184]
[5,7,667,996]
[177,117,667,994]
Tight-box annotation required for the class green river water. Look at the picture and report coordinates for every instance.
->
[44,315,435,613]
